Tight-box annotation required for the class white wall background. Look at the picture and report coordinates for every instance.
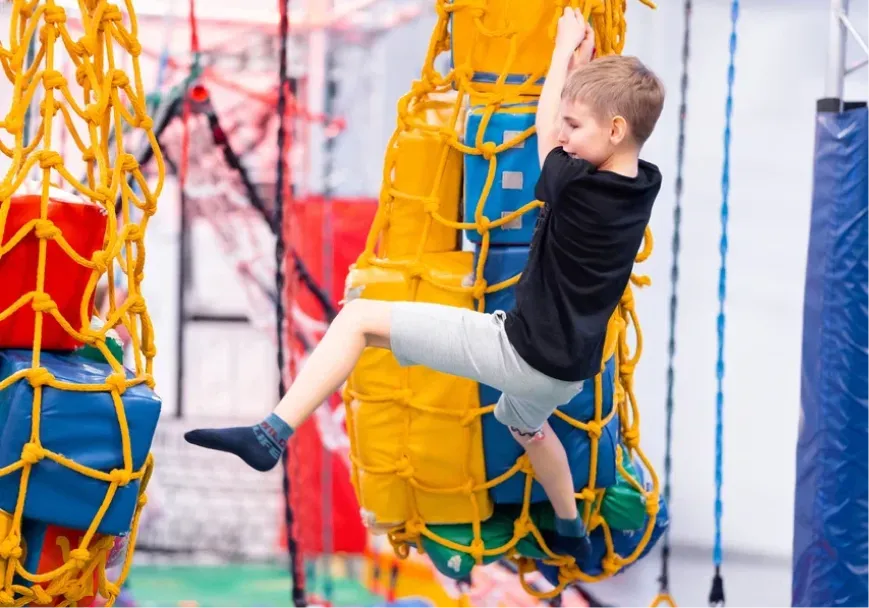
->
[0,0,866,567]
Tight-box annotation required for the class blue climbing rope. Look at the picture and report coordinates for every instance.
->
[710,1,739,606]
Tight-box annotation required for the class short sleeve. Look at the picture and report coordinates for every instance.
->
[534,147,593,205]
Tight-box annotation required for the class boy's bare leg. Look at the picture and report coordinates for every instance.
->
[510,423,579,522]
[184,298,392,471]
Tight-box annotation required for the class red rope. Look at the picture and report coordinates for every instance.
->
[180,0,201,189]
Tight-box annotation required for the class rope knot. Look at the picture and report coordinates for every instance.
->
[513,517,531,538]
[619,288,635,309]
[85,102,104,125]
[109,468,132,485]
[104,582,121,601]
[623,427,640,449]
[136,115,153,130]
[42,70,65,90]
[423,198,439,214]
[128,296,146,314]
[68,548,90,568]
[94,185,113,203]
[142,196,158,216]
[126,39,142,57]
[602,554,622,575]
[44,5,66,24]
[64,583,86,603]
[0,591,14,607]
[476,216,490,232]
[20,442,45,465]
[74,63,89,87]
[469,538,485,563]
[137,492,149,507]
[479,141,497,159]
[105,372,127,395]
[101,4,123,24]
[471,282,486,301]
[124,224,143,241]
[81,146,96,162]
[34,218,60,240]
[404,518,423,537]
[28,367,54,387]
[459,410,478,427]
[0,533,22,560]
[119,152,139,172]
[111,69,129,88]
[3,114,22,134]
[38,150,63,170]
[645,492,660,516]
[90,250,109,273]
[584,421,602,440]
[578,488,596,503]
[30,586,52,606]
[31,292,57,313]
[143,373,156,388]
[77,34,98,55]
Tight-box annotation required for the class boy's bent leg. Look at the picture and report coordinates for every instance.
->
[184,298,395,471]
[496,394,589,550]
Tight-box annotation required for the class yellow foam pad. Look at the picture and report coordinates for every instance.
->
[450,0,645,97]
[383,127,463,258]
[343,251,493,526]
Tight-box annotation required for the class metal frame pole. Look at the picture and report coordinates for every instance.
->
[825,0,848,104]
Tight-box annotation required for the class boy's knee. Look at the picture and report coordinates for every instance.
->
[508,423,547,447]
[339,298,391,347]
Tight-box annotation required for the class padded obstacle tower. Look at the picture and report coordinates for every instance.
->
[0,1,163,605]
[342,0,667,599]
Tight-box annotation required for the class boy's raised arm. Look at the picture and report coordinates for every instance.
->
[536,10,595,166]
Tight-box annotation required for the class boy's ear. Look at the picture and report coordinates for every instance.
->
[610,115,628,145]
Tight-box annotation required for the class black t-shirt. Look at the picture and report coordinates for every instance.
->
[504,147,662,382]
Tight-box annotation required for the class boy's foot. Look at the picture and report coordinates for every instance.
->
[545,515,592,561]
[184,413,294,472]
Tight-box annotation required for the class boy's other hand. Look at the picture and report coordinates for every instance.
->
[555,7,587,56]
[569,22,595,71]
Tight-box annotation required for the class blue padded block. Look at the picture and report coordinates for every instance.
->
[792,105,868,608]
[474,245,619,504]
[18,519,48,580]
[0,350,161,535]
[536,458,670,580]
[464,103,540,245]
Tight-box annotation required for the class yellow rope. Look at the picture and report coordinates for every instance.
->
[344,0,661,599]
[0,0,162,605]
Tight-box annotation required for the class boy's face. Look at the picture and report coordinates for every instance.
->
[556,98,619,167]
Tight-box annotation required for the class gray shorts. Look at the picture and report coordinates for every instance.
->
[389,301,584,433]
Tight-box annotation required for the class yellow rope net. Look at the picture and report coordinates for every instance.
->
[345,0,663,599]
[0,0,162,605]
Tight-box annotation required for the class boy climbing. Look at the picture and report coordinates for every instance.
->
[185,8,665,558]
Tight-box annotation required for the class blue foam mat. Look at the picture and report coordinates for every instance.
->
[0,350,161,535]
[792,103,868,607]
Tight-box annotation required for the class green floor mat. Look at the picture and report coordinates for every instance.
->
[127,564,384,607]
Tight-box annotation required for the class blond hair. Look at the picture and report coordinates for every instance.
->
[561,55,665,146]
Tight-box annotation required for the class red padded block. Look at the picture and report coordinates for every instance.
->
[0,192,108,351]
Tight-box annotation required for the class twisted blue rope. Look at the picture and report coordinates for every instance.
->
[714,0,739,576]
